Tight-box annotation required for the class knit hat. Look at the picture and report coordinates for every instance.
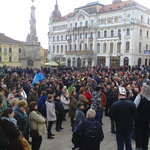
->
[77,101,84,108]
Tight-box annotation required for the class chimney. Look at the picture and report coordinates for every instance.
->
[113,0,122,4]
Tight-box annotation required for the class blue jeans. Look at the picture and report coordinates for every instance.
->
[116,132,133,150]
[95,110,101,122]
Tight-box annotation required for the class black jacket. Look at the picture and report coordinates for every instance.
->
[0,119,22,150]
[109,98,137,134]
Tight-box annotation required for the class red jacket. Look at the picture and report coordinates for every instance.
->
[84,91,92,105]
[101,92,106,110]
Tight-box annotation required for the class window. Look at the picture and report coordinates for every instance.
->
[147,31,149,38]
[80,44,82,51]
[57,26,59,30]
[18,48,21,53]
[103,43,107,53]
[9,57,12,62]
[75,44,76,51]
[86,21,88,27]
[80,33,82,39]
[57,45,59,53]
[9,47,12,53]
[75,34,77,40]
[65,45,67,51]
[53,36,55,41]
[110,43,113,53]
[111,30,114,37]
[61,25,63,30]
[141,15,143,22]
[57,36,59,41]
[98,31,100,38]
[85,44,87,50]
[98,19,100,25]
[66,24,67,29]
[85,33,87,39]
[146,44,148,50]
[70,34,72,39]
[145,59,148,66]
[126,42,130,52]
[127,28,130,36]
[65,35,67,40]
[139,42,141,53]
[4,48,7,55]
[90,32,93,37]
[61,45,63,53]
[90,43,93,51]
[61,35,63,41]
[75,22,77,28]
[140,29,142,36]
[118,29,121,36]
[97,43,100,52]
[127,14,130,21]
[53,45,55,53]
[0,47,1,52]
[148,18,149,25]
[91,20,94,27]
[70,23,72,30]
[119,16,122,22]
[18,57,21,62]
[70,44,72,51]
[0,56,1,62]
[117,42,121,53]
[53,26,55,31]
[80,22,82,27]
[104,30,107,37]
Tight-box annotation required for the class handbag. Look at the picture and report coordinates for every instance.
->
[18,131,31,150]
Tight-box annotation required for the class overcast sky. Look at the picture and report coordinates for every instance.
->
[1,0,150,49]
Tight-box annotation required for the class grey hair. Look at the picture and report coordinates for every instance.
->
[86,109,96,118]
[139,85,150,100]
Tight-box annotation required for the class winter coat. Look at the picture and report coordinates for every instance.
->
[60,95,70,110]
[55,99,64,114]
[0,96,8,113]
[28,91,39,104]
[37,95,48,116]
[101,92,107,110]
[75,108,85,125]
[84,91,92,105]
[79,94,88,108]
[7,92,15,104]
[46,100,56,121]
[29,111,47,136]
[69,96,77,117]
[14,107,28,138]
[0,119,22,150]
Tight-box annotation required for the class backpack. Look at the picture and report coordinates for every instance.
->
[81,121,100,150]
[0,126,9,148]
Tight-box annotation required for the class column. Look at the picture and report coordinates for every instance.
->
[106,56,110,67]
[86,58,88,67]
[93,30,97,52]
[87,32,90,50]
[71,57,73,67]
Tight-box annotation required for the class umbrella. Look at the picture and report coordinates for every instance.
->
[60,61,66,66]
[44,61,58,66]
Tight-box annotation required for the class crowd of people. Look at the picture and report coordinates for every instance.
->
[0,65,150,150]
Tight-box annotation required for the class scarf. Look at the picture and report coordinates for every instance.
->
[2,117,17,126]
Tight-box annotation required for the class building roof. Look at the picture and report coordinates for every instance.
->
[0,34,25,44]
[52,0,150,22]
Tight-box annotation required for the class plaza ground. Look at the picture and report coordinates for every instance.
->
[40,115,140,150]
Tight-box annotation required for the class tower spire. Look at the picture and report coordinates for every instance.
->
[55,0,58,10]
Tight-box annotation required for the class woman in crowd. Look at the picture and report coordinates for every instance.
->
[46,94,56,139]
[84,86,92,109]
[0,108,22,150]
[134,85,150,150]
[10,98,19,110]
[60,91,70,121]
[28,101,47,150]
[69,90,77,128]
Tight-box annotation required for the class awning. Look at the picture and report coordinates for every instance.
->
[44,61,58,66]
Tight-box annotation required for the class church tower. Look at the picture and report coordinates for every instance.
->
[21,1,41,69]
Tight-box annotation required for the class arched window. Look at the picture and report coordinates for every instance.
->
[119,16,122,22]
[124,57,129,66]
[104,30,107,37]
[18,48,21,53]
[57,35,59,41]
[141,15,143,22]
[9,47,12,53]
[127,28,130,36]
[90,32,93,37]
[147,30,149,38]
[118,29,121,36]
[111,30,114,37]
[91,20,94,27]
[127,14,130,21]
[98,31,100,38]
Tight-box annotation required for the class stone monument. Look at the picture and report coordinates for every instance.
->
[21,0,41,69]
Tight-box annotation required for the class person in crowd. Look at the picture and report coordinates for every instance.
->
[63,86,69,98]
[20,86,27,101]
[54,94,64,132]
[109,87,137,150]
[46,94,56,139]
[28,87,39,104]
[60,91,70,121]
[68,82,75,93]
[75,101,85,126]
[37,91,48,118]
[91,87,102,122]
[134,85,150,150]
[10,98,19,110]
[28,101,47,150]
[14,100,28,139]
[15,89,23,100]
[0,87,8,114]
[0,108,22,150]
[7,87,16,104]
[72,109,104,150]
[84,86,92,109]
[46,86,52,95]
[24,81,31,97]
[0,97,3,118]
[69,90,77,128]
[2,85,9,98]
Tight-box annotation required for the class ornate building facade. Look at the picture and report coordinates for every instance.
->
[0,33,25,67]
[48,0,150,67]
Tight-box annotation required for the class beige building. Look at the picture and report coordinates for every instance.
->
[0,33,25,67]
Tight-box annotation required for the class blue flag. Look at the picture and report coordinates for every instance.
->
[38,72,45,80]
[32,73,41,85]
